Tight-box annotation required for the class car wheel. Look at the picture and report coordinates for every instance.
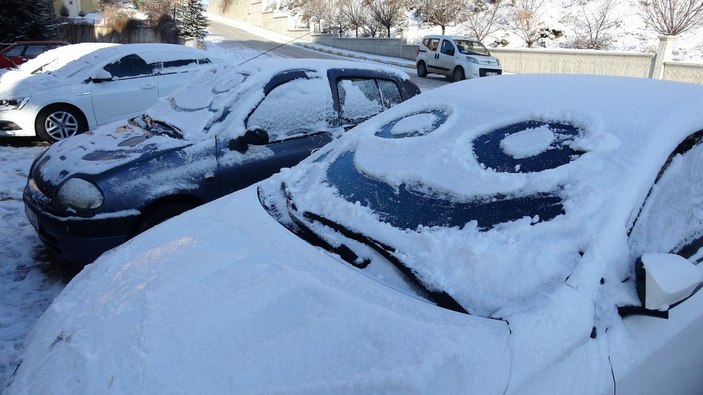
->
[131,201,197,236]
[35,105,87,142]
[417,61,428,78]
[452,67,465,82]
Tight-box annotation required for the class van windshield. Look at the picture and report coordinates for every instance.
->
[455,40,490,56]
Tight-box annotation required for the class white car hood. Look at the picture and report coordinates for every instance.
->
[0,69,81,98]
[7,187,511,394]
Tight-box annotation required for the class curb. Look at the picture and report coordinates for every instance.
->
[296,43,416,70]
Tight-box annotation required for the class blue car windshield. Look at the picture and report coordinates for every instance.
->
[321,120,586,231]
[325,151,564,230]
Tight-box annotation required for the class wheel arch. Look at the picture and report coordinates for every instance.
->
[130,194,204,236]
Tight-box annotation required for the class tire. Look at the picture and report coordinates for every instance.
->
[416,61,428,78]
[131,202,196,237]
[35,104,87,143]
[452,67,465,82]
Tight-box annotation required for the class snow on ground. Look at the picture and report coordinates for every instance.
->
[0,144,68,386]
[0,34,275,388]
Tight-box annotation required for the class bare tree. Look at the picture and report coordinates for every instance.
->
[509,0,544,47]
[566,0,618,49]
[415,0,466,34]
[367,0,405,37]
[337,0,367,36]
[297,0,337,32]
[464,0,504,41]
[639,0,703,35]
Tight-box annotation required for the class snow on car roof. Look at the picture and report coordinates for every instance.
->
[275,74,703,318]
[145,58,410,140]
[50,43,211,79]
[17,42,116,74]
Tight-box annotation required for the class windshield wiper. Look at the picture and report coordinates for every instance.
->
[283,186,467,314]
[139,114,183,138]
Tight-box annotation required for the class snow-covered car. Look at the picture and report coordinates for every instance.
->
[23,59,420,266]
[416,35,502,81]
[9,74,703,394]
[0,43,215,142]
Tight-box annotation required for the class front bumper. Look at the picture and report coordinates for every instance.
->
[23,183,140,267]
[0,108,35,137]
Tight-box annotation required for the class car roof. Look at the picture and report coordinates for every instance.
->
[145,59,411,140]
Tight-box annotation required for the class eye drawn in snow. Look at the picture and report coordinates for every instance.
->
[169,73,247,112]
[473,121,583,173]
[375,110,448,139]
[212,73,246,94]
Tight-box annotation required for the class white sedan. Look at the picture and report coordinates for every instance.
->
[6,75,703,394]
[0,43,216,142]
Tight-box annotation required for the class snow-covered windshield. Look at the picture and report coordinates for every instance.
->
[260,74,703,318]
[18,43,115,75]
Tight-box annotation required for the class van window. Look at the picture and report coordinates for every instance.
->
[423,38,439,51]
[440,40,455,56]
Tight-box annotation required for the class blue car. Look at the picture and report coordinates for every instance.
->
[23,59,420,266]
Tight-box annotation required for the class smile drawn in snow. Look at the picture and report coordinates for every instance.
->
[473,121,584,173]
[374,109,448,139]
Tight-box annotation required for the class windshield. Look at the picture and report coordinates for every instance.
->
[455,39,490,56]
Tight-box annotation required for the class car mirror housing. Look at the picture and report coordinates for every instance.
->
[90,69,113,83]
[635,253,703,311]
[229,129,270,153]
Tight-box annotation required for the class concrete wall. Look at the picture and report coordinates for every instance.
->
[311,34,406,58]
[662,61,703,84]
[58,23,178,44]
[488,47,656,78]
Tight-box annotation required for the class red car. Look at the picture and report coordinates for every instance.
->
[0,40,69,68]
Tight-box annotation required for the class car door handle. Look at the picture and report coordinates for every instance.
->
[141,83,156,90]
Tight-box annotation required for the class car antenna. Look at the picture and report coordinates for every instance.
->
[237,31,311,66]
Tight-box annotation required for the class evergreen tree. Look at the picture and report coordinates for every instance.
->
[178,0,208,39]
[0,0,58,42]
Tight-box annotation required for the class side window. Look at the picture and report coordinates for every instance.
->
[246,77,333,141]
[440,40,455,56]
[5,45,25,56]
[24,45,48,57]
[377,79,402,108]
[629,132,703,261]
[159,59,199,72]
[337,78,384,125]
[423,38,439,51]
[103,54,152,79]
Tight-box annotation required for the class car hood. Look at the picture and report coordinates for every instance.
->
[7,187,512,394]
[31,121,190,192]
[0,70,71,98]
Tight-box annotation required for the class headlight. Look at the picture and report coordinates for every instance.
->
[0,97,29,111]
[56,178,104,212]
[466,56,479,64]
[496,58,501,66]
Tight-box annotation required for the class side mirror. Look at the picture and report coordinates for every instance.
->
[635,253,702,311]
[228,129,269,153]
[90,69,113,83]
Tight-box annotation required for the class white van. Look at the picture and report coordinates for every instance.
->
[416,35,502,82]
